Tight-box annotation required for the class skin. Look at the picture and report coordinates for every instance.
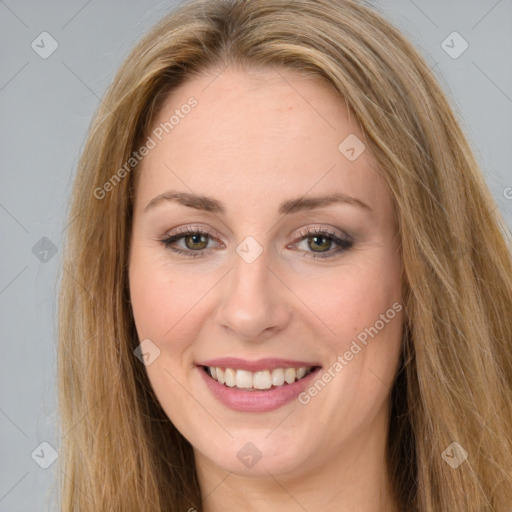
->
[129,65,403,512]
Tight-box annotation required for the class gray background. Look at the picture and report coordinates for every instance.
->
[1,0,511,510]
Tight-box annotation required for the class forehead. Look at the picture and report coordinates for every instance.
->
[151,65,352,149]
[135,66,389,217]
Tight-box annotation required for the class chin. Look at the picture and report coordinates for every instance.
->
[193,429,316,479]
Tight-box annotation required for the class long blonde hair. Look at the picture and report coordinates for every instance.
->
[57,0,512,510]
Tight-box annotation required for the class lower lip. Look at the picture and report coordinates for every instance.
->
[197,366,322,412]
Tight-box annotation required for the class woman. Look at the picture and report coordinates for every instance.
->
[57,0,512,510]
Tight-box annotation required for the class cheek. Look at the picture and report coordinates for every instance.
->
[128,250,222,402]
[293,249,402,346]
[293,249,403,414]
[128,255,206,416]
[129,250,211,343]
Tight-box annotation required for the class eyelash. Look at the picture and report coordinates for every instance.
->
[159,226,354,260]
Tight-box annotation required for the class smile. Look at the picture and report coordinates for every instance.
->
[203,365,317,391]
[196,358,322,412]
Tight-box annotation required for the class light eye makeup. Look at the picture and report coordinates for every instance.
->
[158,224,354,260]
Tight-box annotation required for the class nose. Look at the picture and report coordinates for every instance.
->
[214,249,292,341]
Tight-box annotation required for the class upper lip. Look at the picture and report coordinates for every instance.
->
[196,357,321,372]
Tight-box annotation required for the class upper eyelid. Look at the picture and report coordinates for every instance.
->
[162,231,351,262]
[161,226,351,250]
[162,226,224,246]
[162,224,350,241]
[295,226,351,241]
[165,224,216,236]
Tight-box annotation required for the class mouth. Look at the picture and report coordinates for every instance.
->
[196,358,323,412]
[201,365,320,391]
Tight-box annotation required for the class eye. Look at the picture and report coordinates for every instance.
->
[160,227,221,258]
[159,226,353,259]
[292,227,353,259]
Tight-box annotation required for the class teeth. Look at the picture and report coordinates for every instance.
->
[205,365,315,390]
[272,368,285,386]
[284,368,296,384]
[296,367,307,379]
[235,369,253,389]
[253,370,272,390]
[224,368,236,387]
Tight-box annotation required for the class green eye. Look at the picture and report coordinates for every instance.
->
[161,229,214,258]
[294,228,353,259]
[161,227,353,259]
[307,235,333,253]
[183,233,209,250]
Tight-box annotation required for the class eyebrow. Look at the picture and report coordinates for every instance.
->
[143,191,372,215]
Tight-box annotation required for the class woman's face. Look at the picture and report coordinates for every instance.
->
[129,66,403,479]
